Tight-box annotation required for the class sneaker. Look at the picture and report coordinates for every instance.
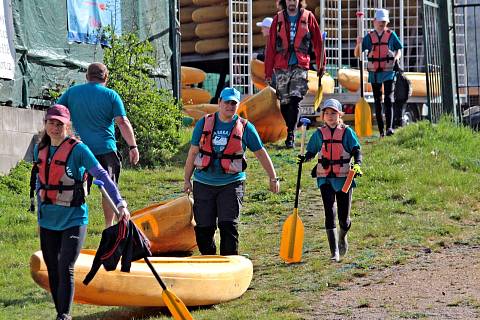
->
[386,128,394,136]
[56,314,72,320]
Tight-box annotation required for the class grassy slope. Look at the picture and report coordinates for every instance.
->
[0,119,479,319]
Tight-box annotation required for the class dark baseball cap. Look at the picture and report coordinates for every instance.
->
[45,104,70,124]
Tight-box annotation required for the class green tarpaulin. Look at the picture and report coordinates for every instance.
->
[1,0,173,108]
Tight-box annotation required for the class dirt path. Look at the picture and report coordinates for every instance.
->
[309,245,480,320]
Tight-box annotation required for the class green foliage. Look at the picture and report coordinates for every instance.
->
[103,30,182,167]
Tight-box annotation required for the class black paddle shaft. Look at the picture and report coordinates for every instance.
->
[144,257,168,290]
[294,161,303,209]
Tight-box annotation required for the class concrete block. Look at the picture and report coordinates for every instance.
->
[18,108,45,133]
[0,155,18,175]
[1,107,19,131]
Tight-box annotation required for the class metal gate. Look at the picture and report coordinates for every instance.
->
[422,0,443,123]
[452,1,480,129]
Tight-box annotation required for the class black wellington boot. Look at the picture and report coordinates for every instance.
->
[338,227,349,257]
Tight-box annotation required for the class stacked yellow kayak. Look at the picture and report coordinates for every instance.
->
[179,0,277,55]
[30,249,253,307]
[338,68,427,97]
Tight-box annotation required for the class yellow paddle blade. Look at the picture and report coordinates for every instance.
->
[279,209,304,264]
[162,289,194,320]
[313,85,323,111]
[354,97,373,137]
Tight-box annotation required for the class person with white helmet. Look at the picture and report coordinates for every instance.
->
[253,17,273,62]
[354,8,403,137]
[297,99,363,262]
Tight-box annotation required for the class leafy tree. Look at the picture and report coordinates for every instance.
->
[103,31,182,167]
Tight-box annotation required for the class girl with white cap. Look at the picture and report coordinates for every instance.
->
[354,8,403,137]
[297,99,362,262]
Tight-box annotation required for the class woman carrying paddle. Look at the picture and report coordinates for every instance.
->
[32,104,130,320]
[184,87,280,256]
[297,99,362,262]
[354,8,403,137]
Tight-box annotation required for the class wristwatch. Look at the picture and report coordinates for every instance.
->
[270,177,280,182]
[129,145,137,150]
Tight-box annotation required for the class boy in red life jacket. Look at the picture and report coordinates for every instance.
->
[265,0,326,148]
[297,99,363,262]
[183,87,280,256]
[354,9,403,137]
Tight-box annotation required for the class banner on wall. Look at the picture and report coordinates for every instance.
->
[67,0,121,45]
[0,0,15,80]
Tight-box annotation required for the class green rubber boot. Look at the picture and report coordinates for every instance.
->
[338,227,349,257]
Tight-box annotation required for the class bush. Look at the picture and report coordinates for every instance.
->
[103,31,182,167]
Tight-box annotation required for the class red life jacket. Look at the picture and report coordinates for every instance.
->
[37,137,87,207]
[316,125,352,178]
[194,113,248,174]
[367,29,395,72]
[274,9,312,70]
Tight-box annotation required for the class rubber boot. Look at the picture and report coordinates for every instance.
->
[326,228,340,262]
[338,227,349,257]
[218,221,239,255]
[194,226,217,255]
[285,130,295,148]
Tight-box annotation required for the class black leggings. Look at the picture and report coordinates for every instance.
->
[40,225,87,316]
[320,183,352,231]
[372,80,395,134]
[280,96,302,132]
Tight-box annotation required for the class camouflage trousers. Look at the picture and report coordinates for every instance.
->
[273,66,309,105]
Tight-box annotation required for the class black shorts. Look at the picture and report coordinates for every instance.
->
[87,151,122,194]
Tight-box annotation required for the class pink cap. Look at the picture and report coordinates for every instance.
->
[45,104,71,124]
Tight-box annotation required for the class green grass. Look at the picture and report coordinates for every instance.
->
[1,118,479,319]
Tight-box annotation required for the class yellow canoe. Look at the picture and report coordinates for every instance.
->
[30,250,253,307]
[338,68,427,97]
[131,196,197,254]
[181,87,212,105]
[181,66,206,86]
[237,86,287,143]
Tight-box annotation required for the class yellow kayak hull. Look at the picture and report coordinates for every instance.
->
[131,196,197,254]
[30,250,253,307]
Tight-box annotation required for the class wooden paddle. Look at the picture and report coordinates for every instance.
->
[313,31,327,111]
[354,11,373,137]
[93,180,194,320]
[279,118,310,264]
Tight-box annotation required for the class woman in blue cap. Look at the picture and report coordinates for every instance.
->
[298,99,362,262]
[33,104,130,320]
[183,87,280,256]
[354,8,403,137]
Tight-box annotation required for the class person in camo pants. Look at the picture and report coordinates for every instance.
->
[265,0,325,148]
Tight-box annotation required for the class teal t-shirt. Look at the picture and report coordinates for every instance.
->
[34,141,99,230]
[57,82,126,155]
[306,125,361,192]
[362,30,403,83]
[191,113,263,186]
[288,13,299,65]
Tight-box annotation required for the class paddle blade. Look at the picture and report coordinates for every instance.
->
[341,169,356,193]
[354,97,373,137]
[279,210,304,264]
[313,85,323,111]
[162,289,194,320]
